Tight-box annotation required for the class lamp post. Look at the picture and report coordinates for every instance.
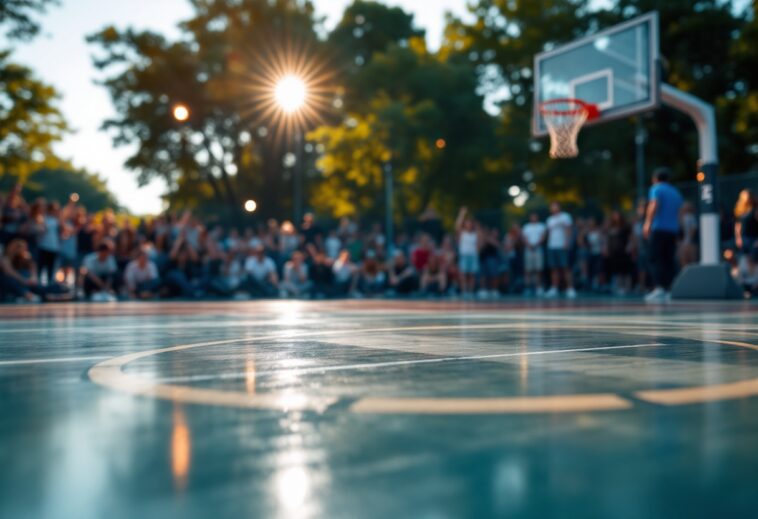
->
[274,75,308,224]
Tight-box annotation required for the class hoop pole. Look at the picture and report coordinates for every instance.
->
[661,84,719,266]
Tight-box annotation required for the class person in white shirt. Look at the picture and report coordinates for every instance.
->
[243,244,279,298]
[81,240,118,300]
[545,202,577,299]
[281,251,312,298]
[522,212,547,295]
[124,248,161,299]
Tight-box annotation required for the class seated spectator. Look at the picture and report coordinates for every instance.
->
[243,243,279,298]
[281,251,312,298]
[353,251,386,297]
[387,250,417,296]
[0,238,72,302]
[332,249,356,296]
[206,252,244,298]
[124,247,161,299]
[738,247,758,297]
[411,233,433,271]
[420,254,448,296]
[307,246,335,298]
[164,230,203,298]
[80,240,119,301]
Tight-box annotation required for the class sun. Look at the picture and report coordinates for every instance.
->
[275,75,307,114]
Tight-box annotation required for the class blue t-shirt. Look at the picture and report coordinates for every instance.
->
[649,182,683,233]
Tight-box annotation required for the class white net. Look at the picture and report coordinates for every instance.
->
[541,101,591,159]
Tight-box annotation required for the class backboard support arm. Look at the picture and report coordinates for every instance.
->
[661,84,741,299]
[661,84,719,266]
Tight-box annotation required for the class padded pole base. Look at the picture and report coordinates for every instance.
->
[671,263,743,300]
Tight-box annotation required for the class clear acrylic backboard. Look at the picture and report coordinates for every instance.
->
[533,12,660,137]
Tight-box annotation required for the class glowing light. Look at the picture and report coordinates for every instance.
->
[697,171,706,182]
[171,407,191,491]
[275,75,307,114]
[435,138,446,150]
[724,249,734,260]
[276,467,309,509]
[514,192,529,207]
[244,199,257,213]
[69,193,80,203]
[172,104,190,122]
[508,185,521,197]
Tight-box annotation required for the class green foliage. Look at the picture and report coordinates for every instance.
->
[311,2,498,221]
[1,167,119,211]
[0,0,58,41]
[88,0,325,222]
[449,0,756,210]
[0,50,68,182]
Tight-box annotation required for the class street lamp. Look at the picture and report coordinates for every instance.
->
[244,199,257,213]
[173,103,190,122]
[274,75,308,223]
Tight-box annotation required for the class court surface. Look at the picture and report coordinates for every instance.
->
[1,299,758,518]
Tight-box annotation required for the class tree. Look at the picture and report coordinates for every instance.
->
[449,0,753,210]
[310,3,498,222]
[0,50,68,182]
[0,0,58,41]
[0,167,120,211]
[88,0,328,222]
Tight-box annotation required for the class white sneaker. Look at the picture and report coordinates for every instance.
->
[544,287,558,298]
[645,287,666,302]
[566,287,577,299]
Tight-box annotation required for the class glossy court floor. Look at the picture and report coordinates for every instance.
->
[1,299,758,518]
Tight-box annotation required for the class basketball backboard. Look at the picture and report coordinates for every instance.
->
[532,12,660,137]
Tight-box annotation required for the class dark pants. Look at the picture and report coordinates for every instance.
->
[38,249,58,284]
[84,274,117,297]
[650,230,677,290]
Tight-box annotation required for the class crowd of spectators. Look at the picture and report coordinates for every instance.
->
[1,182,755,304]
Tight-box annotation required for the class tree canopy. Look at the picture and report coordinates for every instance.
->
[0,50,68,182]
[0,0,58,41]
[86,0,758,220]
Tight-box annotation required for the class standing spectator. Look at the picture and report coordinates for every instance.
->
[478,228,501,299]
[584,218,605,291]
[281,251,312,298]
[0,185,27,245]
[643,168,684,301]
[244,243,279,298]
[607,211,633,295]
[37,201,62,285]
[325,229,342,260]
[81,240,118,301]
[545,202,576,299]
[124,247,161,299]
[522,212,546,295]
[455,207,480,297]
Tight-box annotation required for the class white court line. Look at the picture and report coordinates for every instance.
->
[0,355,111,367]
[153,343,665,384]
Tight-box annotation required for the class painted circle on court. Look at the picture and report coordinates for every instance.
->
[88,321,758,415]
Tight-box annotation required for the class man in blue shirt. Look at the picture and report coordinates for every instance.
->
[643,168,683,301]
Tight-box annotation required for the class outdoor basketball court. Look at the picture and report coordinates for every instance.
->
[1,299,757,517]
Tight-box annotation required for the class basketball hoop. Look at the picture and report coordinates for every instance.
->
[539,99,600,159]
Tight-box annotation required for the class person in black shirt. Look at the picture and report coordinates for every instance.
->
[737,205,758,254]
[387,250,417,296]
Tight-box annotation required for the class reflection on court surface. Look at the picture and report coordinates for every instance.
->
[1,300,757,518]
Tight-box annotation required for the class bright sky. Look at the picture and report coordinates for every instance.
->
[7,0,469,214]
